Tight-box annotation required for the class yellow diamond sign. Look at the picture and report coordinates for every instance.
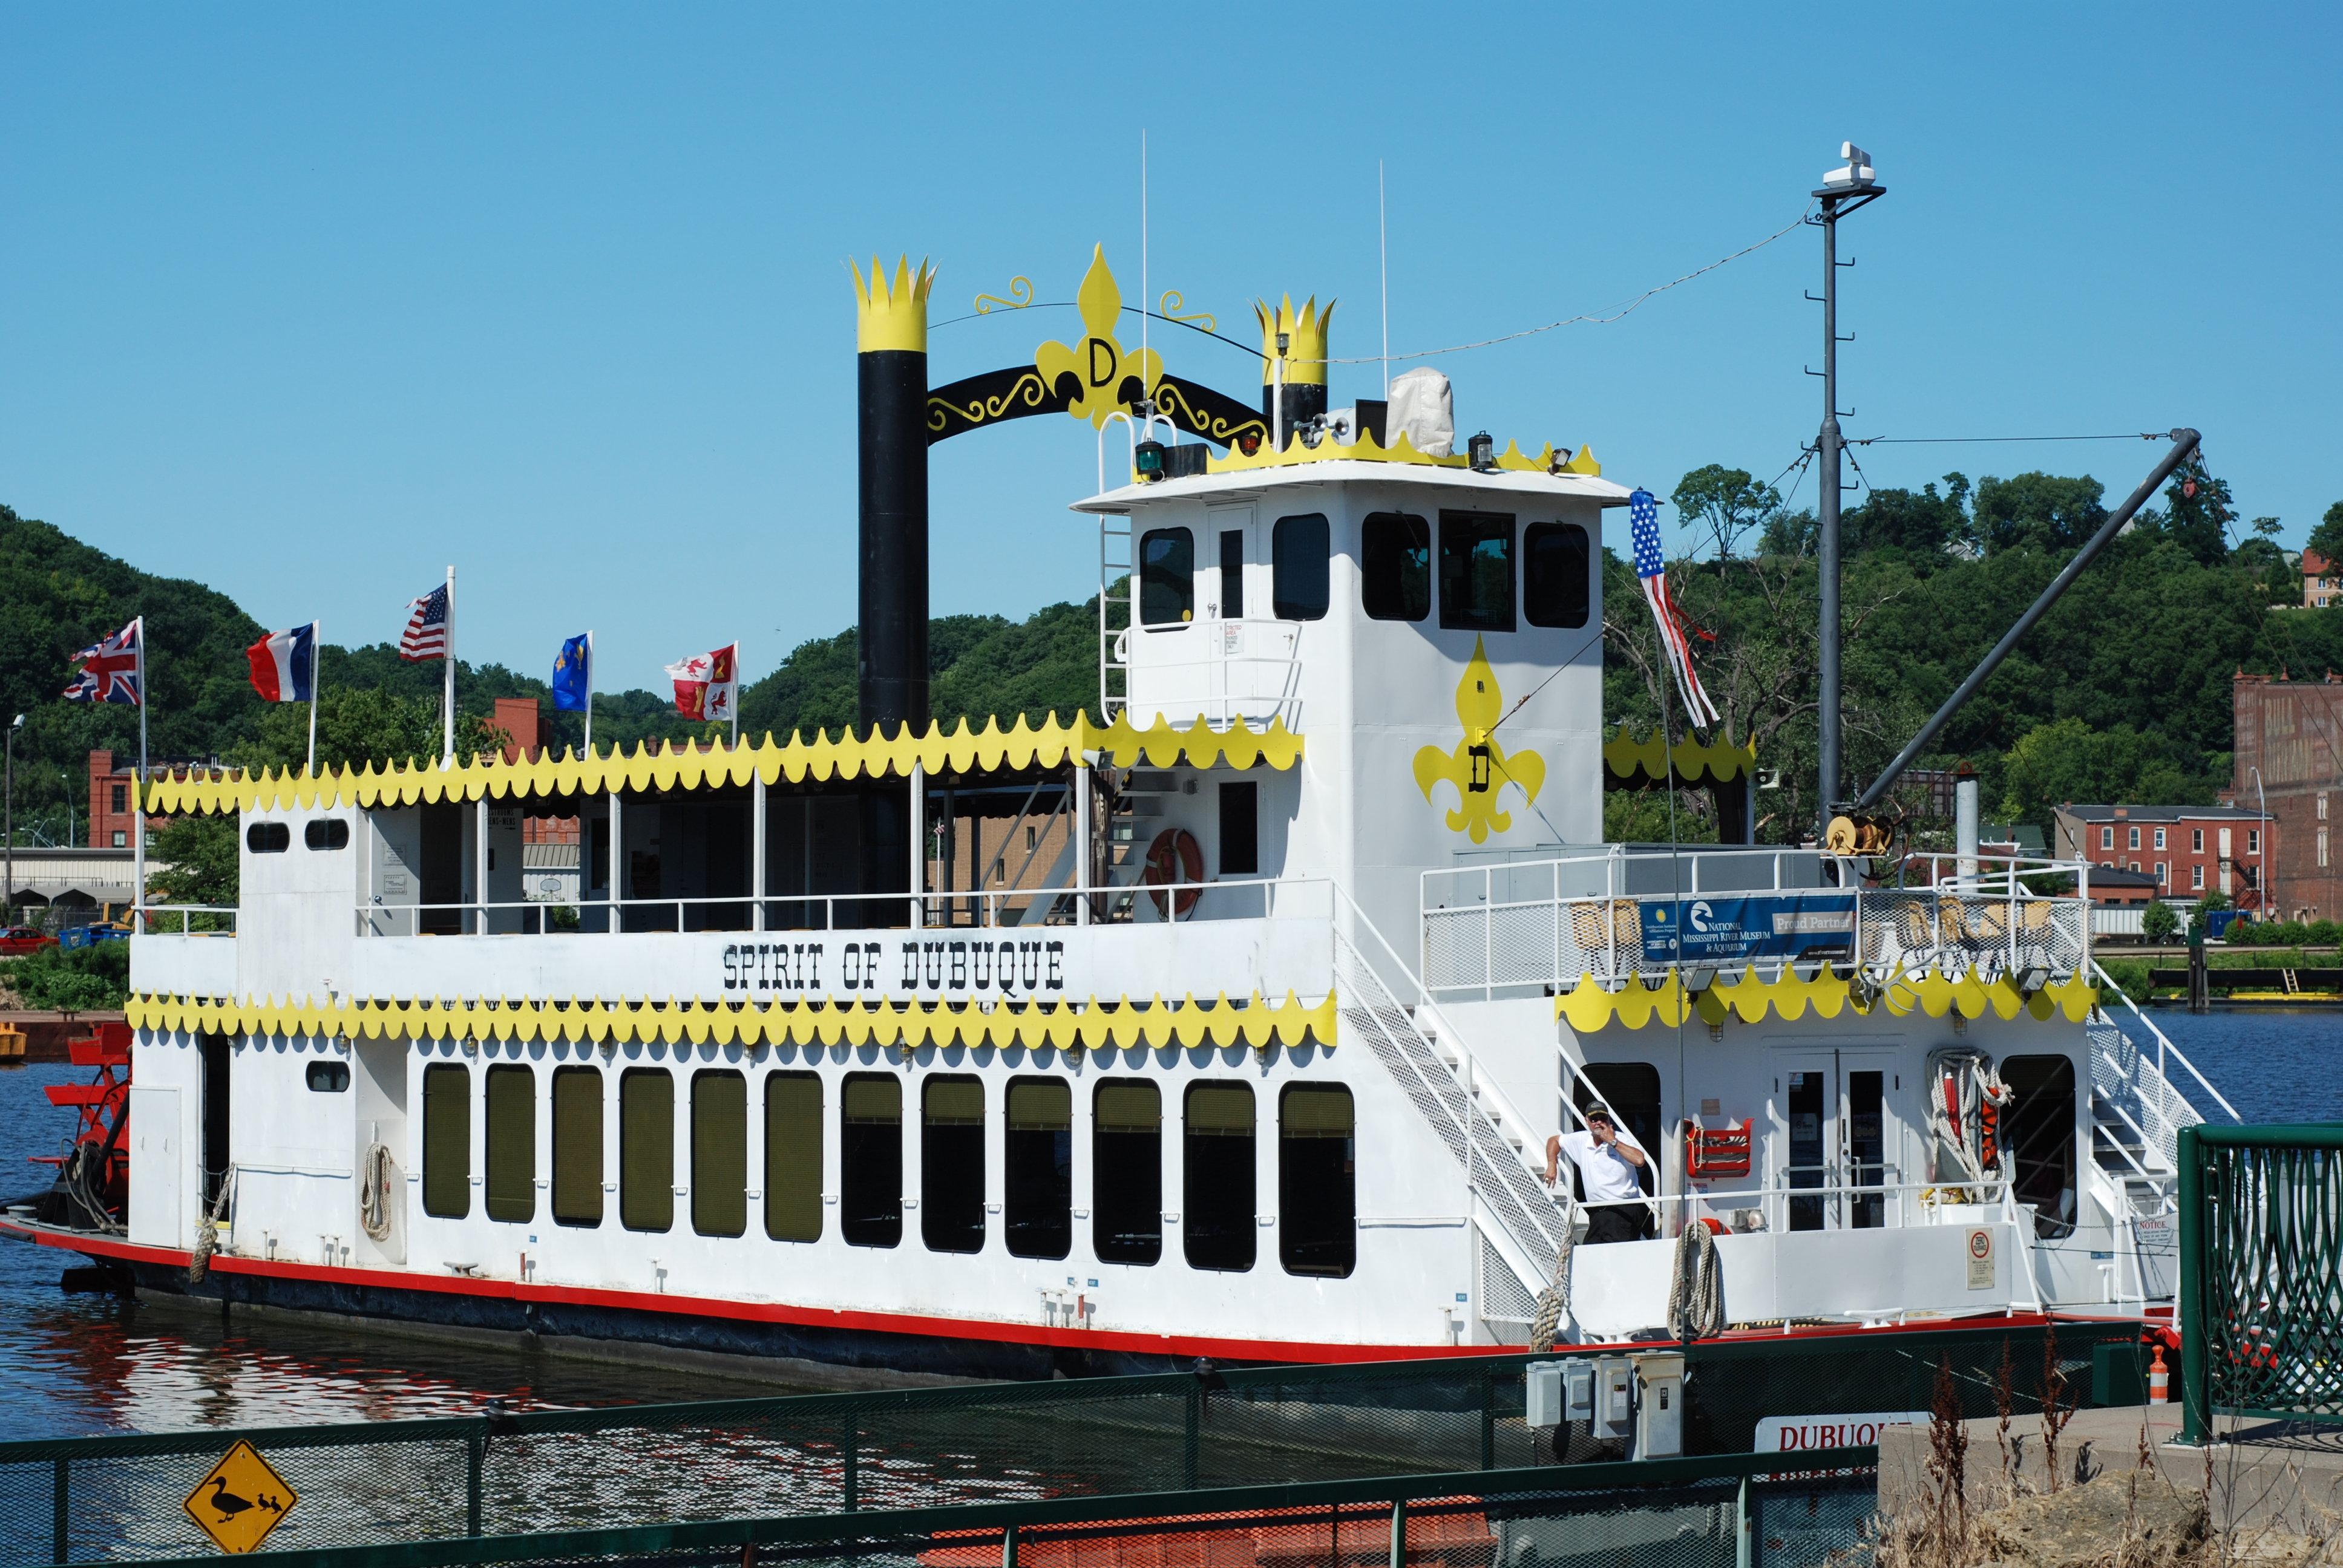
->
[182,1440,298,1554]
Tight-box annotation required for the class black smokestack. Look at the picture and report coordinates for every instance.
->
[854,258,934,735]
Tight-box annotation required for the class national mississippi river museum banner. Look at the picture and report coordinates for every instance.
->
[1638,893,1856,967]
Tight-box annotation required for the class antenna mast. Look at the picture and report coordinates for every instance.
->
[1378,162,1390,399]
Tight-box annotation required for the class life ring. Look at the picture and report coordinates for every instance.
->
[1143,829,1204,919]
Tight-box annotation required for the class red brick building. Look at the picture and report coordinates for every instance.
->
[2051,803,2275,907]
[86,750,162,850]
[2231,671,2343,921]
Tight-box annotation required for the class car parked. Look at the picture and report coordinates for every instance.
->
[0,927,56,956]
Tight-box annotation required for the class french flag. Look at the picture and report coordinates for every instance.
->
[246,622,318,704]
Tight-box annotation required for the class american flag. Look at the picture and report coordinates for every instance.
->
[1628,489,1720,727]
[63,617,143,705]
[400,583,450,662]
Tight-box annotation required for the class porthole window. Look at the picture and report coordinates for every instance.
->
[1362,512,1430,621]
[1438,512,1516,632]
[246,823,290,854]
[1271,513,1330,621]
[305,1060,350,1093]
[1522,522,1591,629]
[1139,528,1194,626]
[304,819,351,851]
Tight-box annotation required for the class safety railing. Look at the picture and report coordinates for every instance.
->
[124,905,238,935]
[1113,618,1308,730]
[1421,848,2094,996]
[2179,1124,2343,1443]
[1625,1175,2016,1241]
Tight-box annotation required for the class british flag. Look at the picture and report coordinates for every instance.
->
[1627,490,1719,727]
[63,618,143,706]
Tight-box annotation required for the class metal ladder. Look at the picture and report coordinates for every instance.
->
[1097,517,1132,720]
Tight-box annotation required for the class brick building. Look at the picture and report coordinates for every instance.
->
[488,698,583,901]
[2231,671,2343,921]
[2305,549,2338,610]
[2051,803,2275,907]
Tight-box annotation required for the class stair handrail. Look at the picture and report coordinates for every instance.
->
[2090,959,2242,1124]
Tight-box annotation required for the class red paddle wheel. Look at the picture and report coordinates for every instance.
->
[30,1019,131,1228]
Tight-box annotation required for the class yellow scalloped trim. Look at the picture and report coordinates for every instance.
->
[140,713,1303,817]
[1202,431,1590,477]
[1556,965,2098,1031]
[125,988,1336,1051]
[1602,727,1758,786]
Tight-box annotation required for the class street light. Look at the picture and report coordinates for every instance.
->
[2250,766,2272,920]
[60,769,73,849]
[4,714,21,918]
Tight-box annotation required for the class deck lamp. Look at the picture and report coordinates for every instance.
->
[1468,431,1495,472]
[1135,440,1167,482]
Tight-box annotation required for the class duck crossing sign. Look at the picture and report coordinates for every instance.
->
[182,1440,298,1553]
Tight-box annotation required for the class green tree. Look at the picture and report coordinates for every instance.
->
[2140,900,2178,944]
[1971,472,2106,555]
[1997,718,2207,832]
[2150,462,2234,567]
[1844,475,1971,566]
[145,814,238,908]
[1670,466,1781,561]
[2307,500,2343,566]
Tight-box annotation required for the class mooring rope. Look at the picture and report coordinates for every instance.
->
[1529,1201,1578,1353]
[185,1163,237,1284]
[1666,1221,1726,1342]
[359,1142,397,1243]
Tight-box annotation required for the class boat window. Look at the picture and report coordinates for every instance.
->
[305,1060,349,1093]
[841,1073,902,1248]
[304,819,350,852]
[765,1072,822,1243]
[1570,1063,1660,1200]
[1219,528,1245,619]
[1848,1068,1887,1230]
[1004,1077,1072,1260]
[1362,512,1430,622]
[1094,1080,1162,1266]
[1523,522,1591,629]
[421,1062,470,1219]
[620,1068,673,1233]
[692,1070,747,1238]
[484,1065,534,1225]
[1184,1083,1256,1272]
[551,1066,603,1227]
[1219,782,1259,877]
[922,1076,986,1255]
[1438,512,1516,632]
[246,822,290,854]
[1139,528,1194,626]
[1278,1085,1355,1278]
[1272,513,1330,620]
[1999,1055,2079,1240]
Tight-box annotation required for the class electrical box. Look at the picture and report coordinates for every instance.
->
[1564,1359,1594,1423]
[1593,1356,1634,1442]
[1631,1351,1686,1460]
[1525,1361,1563,1428]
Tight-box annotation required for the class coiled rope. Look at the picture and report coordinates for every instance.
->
[1529,1202,1578,1353]
[185,1164,237,1284]
[359,1142,396,1242]
[1666,1221,1726,1342]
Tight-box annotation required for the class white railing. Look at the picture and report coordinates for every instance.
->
[2090,959,2243,1128]
[1636,1175,2019,1238]
[1116,619,1305,729]
[126,905,238,935]
[1421,846,2095,995]
[355,875,1326,938]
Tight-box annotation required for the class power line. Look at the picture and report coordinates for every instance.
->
[1848,433,2167,446]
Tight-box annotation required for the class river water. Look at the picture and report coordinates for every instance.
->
[0,1010,2310,1442]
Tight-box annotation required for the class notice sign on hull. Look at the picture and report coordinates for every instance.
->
[1639,895,1856,967]
[1756,1412,1928,1452]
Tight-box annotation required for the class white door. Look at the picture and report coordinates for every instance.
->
[1205,506,1256,724]
[1770,1050,1903,1232]
[127,1086,180,1246]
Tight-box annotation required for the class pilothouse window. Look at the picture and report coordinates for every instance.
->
[1139,528,1194,626]
[1439,512,1516,632]
[1523,522,1591,629]
[1362,512,1430,621]
[1271,513,1329,620]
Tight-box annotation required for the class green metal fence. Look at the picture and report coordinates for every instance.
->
[2179,1122,2343,1442]
[96,1448,1882,1568]
[0,1324,2138,1563]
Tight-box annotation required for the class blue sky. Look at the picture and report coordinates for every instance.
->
[3,4,2337,691]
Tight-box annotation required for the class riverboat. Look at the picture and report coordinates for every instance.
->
[1,247,2229,1377]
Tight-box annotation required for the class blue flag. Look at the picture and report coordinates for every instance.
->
[551,633,591,713]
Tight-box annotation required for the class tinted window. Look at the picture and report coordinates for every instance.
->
[1218,528,1245,619]
[421,1063,470,1219]
[1139,528,1194,626]
[246,822,290,854]
[485,1065,534,1224]
[1094,1080,1162,1266]
[551,1067,603,1227]
[1184,1083,1256,1272]
[1523,521,1590,629]
[922,1076,985,1254]
[304,819,351,851]
[1279,1085,1355,1278]
[692,1070,747,1238]
[765,1072,822,1243]
[1271,513,1329,620]
[1438,512,1515,632]
[305,1060,349,1093]
[620,1068,673,1233]
[1219,782,1258,876]
[841,1073,902,1248]
[1362,512,1430,621]
[1004,1077,1072,1260]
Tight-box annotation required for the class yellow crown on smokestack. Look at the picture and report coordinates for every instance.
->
[853,255,936,354]
[1256,294,1333,387]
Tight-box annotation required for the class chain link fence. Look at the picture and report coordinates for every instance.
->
[0,1322,2141,1562]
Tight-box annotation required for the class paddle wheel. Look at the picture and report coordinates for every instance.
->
[31,1020,131,1230]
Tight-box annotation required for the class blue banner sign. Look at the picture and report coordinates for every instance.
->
[1638,894,1858,967]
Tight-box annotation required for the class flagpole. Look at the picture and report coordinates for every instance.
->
[134,616,147,923]
[307,619,320,774]
[731,640,740,748]
[442,565,456,763]
[585,630,595,759]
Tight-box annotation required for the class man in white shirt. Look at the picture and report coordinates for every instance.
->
[1542,1105,1654,1243]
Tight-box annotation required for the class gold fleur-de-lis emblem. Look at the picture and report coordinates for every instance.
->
[1036,246,1161,428]
[1412,638,1546,844]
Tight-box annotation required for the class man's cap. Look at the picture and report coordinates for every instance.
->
[1584,1104,1616,1124]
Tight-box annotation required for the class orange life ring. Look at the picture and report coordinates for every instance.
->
[1143,828,1204,919]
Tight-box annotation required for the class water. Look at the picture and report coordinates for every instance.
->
[0,1012,2307,1442]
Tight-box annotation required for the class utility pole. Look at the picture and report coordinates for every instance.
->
[1811,142,1884,846]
